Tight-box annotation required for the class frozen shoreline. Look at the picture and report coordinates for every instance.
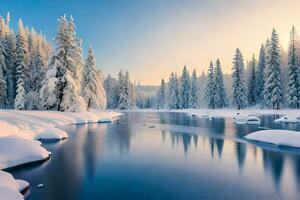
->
[0,109,121,200]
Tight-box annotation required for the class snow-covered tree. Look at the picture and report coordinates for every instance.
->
[157,78,166,109]
[82,46,106,110]
[40,15,85,112]
[104,75,118,109]
[116,70,131,110]
[0,36,7,108]
[204,61,216,108]
[179,66,191,109]
[247,54,257,105]
[232,48,248,109]
[14,19,29,110]
[198,70,206,107]
[255,44,266,104]
[214,59,227,108]
[263,29,283,109]
[190,69,199,108]
[287,26,300,108]
[168,72,180,109]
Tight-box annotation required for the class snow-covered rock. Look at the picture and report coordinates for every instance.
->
[0,138,49,170]
[245,130,300,148]
[0,170,29,200]
[274,115,300,123]
[245,116,261,125]
[35,128,68,141]
[168,108,300,119]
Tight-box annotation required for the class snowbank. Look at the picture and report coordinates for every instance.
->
[0,109,121,199]
[0,138,49,170]
[35,128,68,141]
[0,170,29,200]
[0,109,121,139]
[245,130,300,148]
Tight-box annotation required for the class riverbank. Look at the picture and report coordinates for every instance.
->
[0,110,121,200]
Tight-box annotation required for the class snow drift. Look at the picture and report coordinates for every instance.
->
[245,130,300,148]
[0,170,29,200]
[0,138,50,170]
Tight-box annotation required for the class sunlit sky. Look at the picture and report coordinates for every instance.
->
[1,0,300,85]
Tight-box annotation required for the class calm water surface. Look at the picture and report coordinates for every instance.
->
[10,112,300,200]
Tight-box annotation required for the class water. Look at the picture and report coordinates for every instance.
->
[9,112,300,200]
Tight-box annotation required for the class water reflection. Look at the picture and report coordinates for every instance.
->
[9,112,300,200]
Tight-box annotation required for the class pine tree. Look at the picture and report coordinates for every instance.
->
[214,59,227,108]
[198,70,206,107]
[116,70,130,110]
[232,48,248,109]
[264,29,283,109]
[190,69,199,108]
[247,54,257,105]
[287,26,300,108]
[204,61,216,108]
[157,78,166,109]
[179,66,191,109]
[0,37,7,108]
[255,44,266,104]
[168,72,180,109]
[82,46,107,110]
[104,75,118,109]
[14,19,28,110]
[40,15,85,112]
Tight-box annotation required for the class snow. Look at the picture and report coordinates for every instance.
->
[0,170,29,200]
[0,109,121,199]
[0,137,49,170]
[274,115,300,123]
[245,130,300,148]
[35,128,68,141]
[0,109,121,139]
[0,187,24,200]
[169,108,300,119]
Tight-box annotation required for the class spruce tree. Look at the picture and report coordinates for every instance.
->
[40,15,85,112]
[117,70,130,110]
[179,66,191,109]
[104,75,118,109]
[232,48,248,109]
[248,54,257,105]
[264,29,283,109]
[14,19,28,110]
[82,46,107,110]
[0,37,7,108]
[255,44,266,104]
[204,61,216,108]
[168,72,180,109]
[157,78,166,109]
[214,59,227,108]
[190,69,199,108]
[287,26,300,108]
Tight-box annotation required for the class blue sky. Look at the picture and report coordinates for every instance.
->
[1,0,300,84]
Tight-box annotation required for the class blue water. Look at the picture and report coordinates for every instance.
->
[9,112,300,200]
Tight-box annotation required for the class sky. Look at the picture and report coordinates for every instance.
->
[1,0,300,85]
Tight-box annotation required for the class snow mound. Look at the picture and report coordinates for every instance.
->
[0,138,49,170]
[0,187,24,200]
[35,128,68,141]
[274,115,300,123]
[0,171,29,200]
[245,130,300,148]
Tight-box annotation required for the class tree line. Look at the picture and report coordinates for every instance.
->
[157,28,300,110]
